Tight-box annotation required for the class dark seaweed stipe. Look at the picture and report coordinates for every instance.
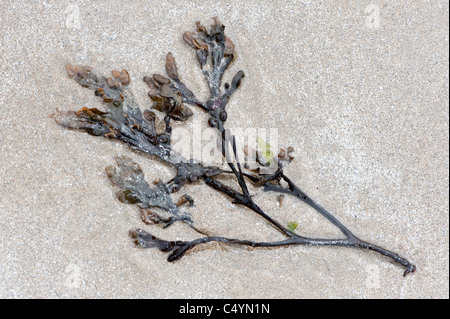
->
[52,18,415,276]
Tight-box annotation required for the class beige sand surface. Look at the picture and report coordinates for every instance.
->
[0,1,448,298]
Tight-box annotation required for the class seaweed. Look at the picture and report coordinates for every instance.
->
[52,18,416,276]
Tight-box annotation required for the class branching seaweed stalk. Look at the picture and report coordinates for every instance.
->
[52,18,416,276]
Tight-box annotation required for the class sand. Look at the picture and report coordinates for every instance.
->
[0,0,448,298]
